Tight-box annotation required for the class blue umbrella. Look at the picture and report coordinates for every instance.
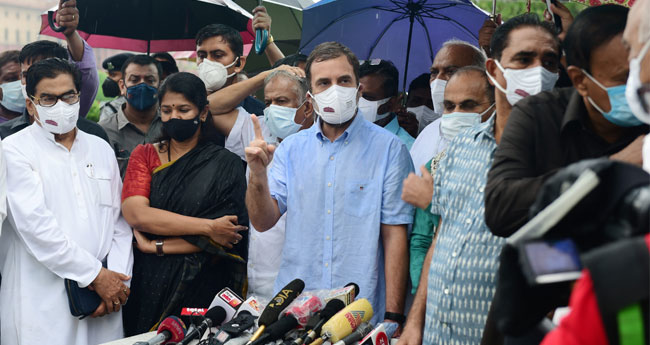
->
[299,0,488,91]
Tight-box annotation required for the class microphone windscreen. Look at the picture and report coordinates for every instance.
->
[267,316,300,339]
[344,283,360,300]
[320,298,374,343]
[259,279,305,326]
[158,315,187,343]
[206,306,227,325]
[320,299,346,320]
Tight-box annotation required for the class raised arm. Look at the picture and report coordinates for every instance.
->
[252,6,285,66]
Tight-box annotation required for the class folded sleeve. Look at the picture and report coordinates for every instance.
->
[70,38,98,118]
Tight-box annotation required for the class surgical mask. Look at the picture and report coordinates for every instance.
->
[582,69,642,127]
[309,84,359,125]
[0,80,26,113]
[126,83,158,111]
[430,79,447,114]
[33,100,79,135]
[358,96,391,122]
[198,57,239,92]
[626,40,650,124]
[488,60,559,105]
[440,104,494,141]
[163,114,201,142]
[408,105,439,125]
[101,78,121,98]
[264,103,305,139]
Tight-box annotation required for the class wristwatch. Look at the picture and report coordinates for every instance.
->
[156,239,164,256]
[384,312,406,324]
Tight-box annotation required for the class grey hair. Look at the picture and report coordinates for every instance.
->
[264,69,309,104]
[441,39,487,68]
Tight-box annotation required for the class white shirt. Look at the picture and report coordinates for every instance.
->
[409,118,448,176]
[0,124,133,345]
[225,107,275,161]
[226,108,284,302]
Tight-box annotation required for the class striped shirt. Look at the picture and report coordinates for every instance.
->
[423,114,506,345]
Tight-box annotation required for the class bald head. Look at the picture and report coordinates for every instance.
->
[430,40,486,82]
[443,66,495,121]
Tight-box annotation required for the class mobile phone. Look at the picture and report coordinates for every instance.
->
[518,238,582,285]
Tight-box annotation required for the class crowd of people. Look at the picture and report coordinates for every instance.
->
[0,0,648,344]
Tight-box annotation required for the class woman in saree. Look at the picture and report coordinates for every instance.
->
[121,72,248,335]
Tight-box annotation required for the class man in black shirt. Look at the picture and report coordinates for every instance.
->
[485,5,648,238]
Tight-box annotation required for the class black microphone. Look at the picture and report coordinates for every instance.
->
[333,322,374,345]
[179,306,226,345]
[246,279,305,345]
[250,315,300,345]
[209,310,258,345]
[294,299,346,345]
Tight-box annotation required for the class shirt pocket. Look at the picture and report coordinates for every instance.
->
[84,166,114,207]
[344,179,377,218]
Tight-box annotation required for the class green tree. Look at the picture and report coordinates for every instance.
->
[474,0,588,21]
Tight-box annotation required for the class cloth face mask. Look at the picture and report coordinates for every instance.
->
[309,84,359,125]
[101,78,121,98]
[198,57,239,92]
[582,69,642,127]
[163,114,201,142]
[34,100,80,135]
[357,96,391,122]
[264,103,306,139]
[488,60,559,105]
[625,40,650,124]
[126,83,158,111]
[430,79,447,114]
[0,80,26,113]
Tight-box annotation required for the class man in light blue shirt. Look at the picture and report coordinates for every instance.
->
[245,42,414,326]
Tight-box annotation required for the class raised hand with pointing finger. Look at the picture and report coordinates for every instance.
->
[245,115,276,175]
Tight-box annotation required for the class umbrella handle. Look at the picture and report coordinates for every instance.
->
[48,0,70,33]
[255,29,269,55]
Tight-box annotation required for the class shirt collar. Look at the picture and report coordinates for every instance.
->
[383,114,400,135]
[474,112,497,141]
[31,121,80,148]
[314,113,364,143]
[117,103,160,131]
[561,89,589,132]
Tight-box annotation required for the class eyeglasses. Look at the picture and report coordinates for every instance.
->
[637,83,650,114]
[31,92,80,107]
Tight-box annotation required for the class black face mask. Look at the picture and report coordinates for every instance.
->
[102,78,121,98]
[163,115,201,142]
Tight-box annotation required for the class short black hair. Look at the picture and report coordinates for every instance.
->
[272,54,308,69]
[305,42,360,90]
[0,50,19,70]
[152,52,179,76]
[490,13,560,61]
[359,59,399,98]
[19,41,68,65]
[195,24,244,57]
[408,73,431,95]
[121,54,163,80]
[26,58,81,98]
[564,4,628,73]
[157,72,222,147]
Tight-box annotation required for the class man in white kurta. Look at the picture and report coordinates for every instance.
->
[0,59,133,345]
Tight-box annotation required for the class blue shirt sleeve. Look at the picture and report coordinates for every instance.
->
[268,141,289,215]
[69,38,98,118]
[381,139,415,225]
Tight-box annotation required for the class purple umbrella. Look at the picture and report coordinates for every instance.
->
[299,0,488,91]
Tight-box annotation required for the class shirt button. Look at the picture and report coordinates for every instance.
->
[325,263,329,267]
[466,219,472,225]
[330,156,334,161]
[451,251,457,258]
[344,141,348,145]
[328,182,332,187]
[326,236,331,240]
[72,172,77,176]
[479,186,485,193]
[327,210,331,214]
[443,288,450,295]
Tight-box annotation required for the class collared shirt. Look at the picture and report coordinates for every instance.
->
[383,114,415,150]
[485,88,649,237]
[226,107,275,161]
[424,115,506,345]
[98,103,162,177]
[268,114,414,324]
[409,118,448,176]
[0,123,133,345]
[98,96,127,122]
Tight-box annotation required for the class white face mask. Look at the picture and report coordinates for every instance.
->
[407,105,439,125]
[33,100,79,135]
[264,103,305,139]
[430,79,447,114]
[488,60,559,105]
[358,96,391,122]
[309,84,359,125]
[198,57,239,92]
[625,40,650,125]
[0,80,26,113]
[440,104,495,141]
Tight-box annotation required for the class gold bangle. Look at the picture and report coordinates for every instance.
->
[268,34,274,44]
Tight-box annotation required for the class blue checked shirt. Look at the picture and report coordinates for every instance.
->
[424,114,506,345]
[268,114,414,323]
